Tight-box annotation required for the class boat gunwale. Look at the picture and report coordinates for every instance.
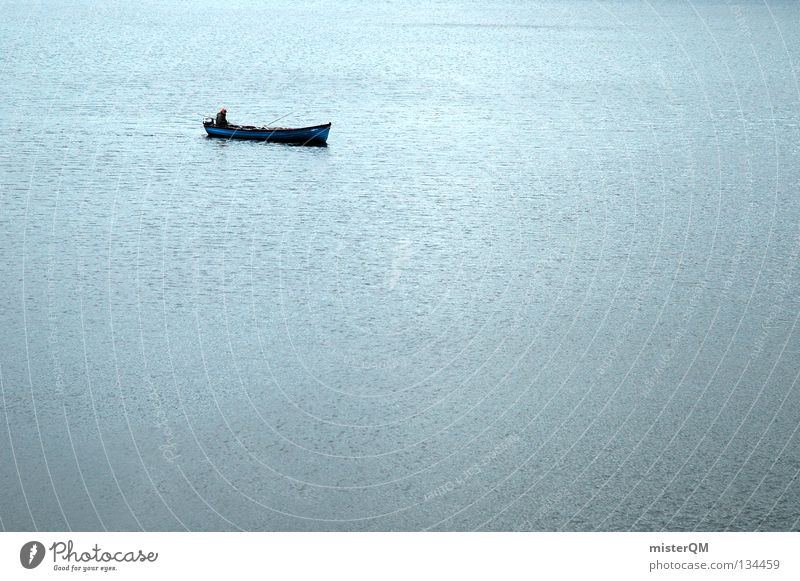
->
[203,121,331,133]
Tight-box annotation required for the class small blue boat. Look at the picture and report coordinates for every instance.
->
[203,118,331,145]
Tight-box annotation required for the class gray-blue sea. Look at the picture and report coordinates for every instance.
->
[1,0,799,531]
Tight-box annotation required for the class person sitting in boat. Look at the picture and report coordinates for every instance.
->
[215,107,228,127]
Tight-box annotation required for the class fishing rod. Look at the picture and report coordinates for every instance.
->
[196,110,294,124]
[262,111,293,128]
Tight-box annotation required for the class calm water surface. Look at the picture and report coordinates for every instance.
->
[1,0,800,531]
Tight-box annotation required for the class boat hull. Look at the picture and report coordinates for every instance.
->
[203,122,331,145]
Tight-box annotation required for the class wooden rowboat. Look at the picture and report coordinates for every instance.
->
[203,118,331,145]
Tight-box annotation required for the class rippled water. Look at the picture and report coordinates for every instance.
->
[1,0,799,531]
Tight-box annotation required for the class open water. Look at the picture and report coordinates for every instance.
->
[1,0,799,531]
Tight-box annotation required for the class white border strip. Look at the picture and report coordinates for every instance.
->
[1,532,797,580]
